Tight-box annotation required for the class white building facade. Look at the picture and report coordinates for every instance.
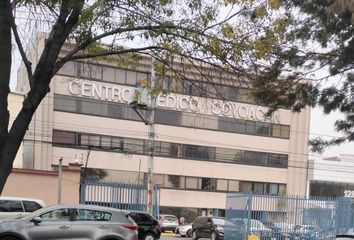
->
[16,34,311,220]
[309,154,354,198]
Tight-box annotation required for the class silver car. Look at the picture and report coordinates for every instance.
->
[0,204,138,240]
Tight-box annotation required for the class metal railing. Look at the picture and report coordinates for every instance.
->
[225,192,353,240]
[80,181,160,218]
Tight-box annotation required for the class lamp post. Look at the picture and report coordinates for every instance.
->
[130,61,156,216]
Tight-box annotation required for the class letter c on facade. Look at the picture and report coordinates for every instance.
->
[69,80,81,95]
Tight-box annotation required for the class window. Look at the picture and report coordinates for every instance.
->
[271,124,281,137]
[77,62,103,80]
[123,138,145,154]
[115,69,126,84]
[111,137,123,151]
[217,179,228,191]
[76,209,111,221]
[186,177,198,189]
[269,154,288,167]
[159,142,179,157]
[81,100,108,116]
[280,125,290,138]
[79,134,100,147]
[228,180,240,191]
[41,208,70,222]
[243,152,268,165]
[129,213,152,224]
[102,66,115,82]
[57,61,75,76]
[23,201,42,212]
[183,145,214,160]
[54,95,77,112]
[246,121,255,134]
[165,175,180,188]
[0,200,23,212]
[53,130,76,145]
[126,70,137,85]
[253,183,265,194]
[153,174,165,186]
[199,178,216,190]
[269,184,279,195]
[255,122,270,136]
[240,182,252,192]
[101,136,111,149]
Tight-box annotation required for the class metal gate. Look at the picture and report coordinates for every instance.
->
[225,192,354,240]
[80,181,160,218]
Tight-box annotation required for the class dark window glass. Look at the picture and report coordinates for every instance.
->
[123,138,145,154]
[183,145,214,160]
[54,95,78,112]
[155,109,181,126]
[243,152,268,165]
[246,121,255,134]
[129,213,152,224]
[255,122,270,136]
[107,103,123,118]
[23,201,42,212]
[165,175,180,188]
[0,200,23,212]
[159,142,179,157]
[200,178,216,190]
[253,183,265,194]
[53,130,76,145]
[269,154,288,167]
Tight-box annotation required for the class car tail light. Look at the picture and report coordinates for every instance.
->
[122,224,138,231]
[155,223,161,230]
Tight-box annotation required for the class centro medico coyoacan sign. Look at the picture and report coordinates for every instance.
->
[67,79,280,123]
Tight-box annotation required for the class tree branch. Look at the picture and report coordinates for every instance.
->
[10,7,33,87]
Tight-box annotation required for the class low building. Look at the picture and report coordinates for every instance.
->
[309,154,354,198]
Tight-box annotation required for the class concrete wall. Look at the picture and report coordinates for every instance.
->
[2,163,82,206]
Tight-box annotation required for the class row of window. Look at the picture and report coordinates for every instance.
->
[82,168,287,195]
[57,61,256,104]
[54,94,290,139]
[53,130,289,168]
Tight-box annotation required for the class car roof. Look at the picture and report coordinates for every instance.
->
[0,196,45,203]
[43,204,129,213]
[0,196,46,207]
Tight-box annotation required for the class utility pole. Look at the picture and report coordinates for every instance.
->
[147,61,156,216]
[57,157,63,204]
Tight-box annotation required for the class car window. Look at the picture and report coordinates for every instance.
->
[75,209,111,221]
[40,208,71,222]
[134,213,153,223]
[23,201,42,212]
[0,200,23,212]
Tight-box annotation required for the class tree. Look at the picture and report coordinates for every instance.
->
[249,0,354,153]
[0,0,291,195]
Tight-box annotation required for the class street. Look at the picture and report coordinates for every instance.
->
[160,232,192,240]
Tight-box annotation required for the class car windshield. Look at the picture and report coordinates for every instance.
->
[23,206,51,220]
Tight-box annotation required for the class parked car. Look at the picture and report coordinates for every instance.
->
[192,216,237,240]
[288,224,319,240]
[128,210,161,240]
[175,223,193,237]
[262,221,288,239]
[0,204,138,240]
[159,214,179,232]
[230,218,272,239]
[0,197,45,219]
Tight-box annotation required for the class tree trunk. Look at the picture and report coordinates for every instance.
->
[0,0,12,195]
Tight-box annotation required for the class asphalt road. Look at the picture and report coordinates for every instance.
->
[160,232,192,240]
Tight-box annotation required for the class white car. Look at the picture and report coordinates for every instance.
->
[159,214,179,232]
[0,197,45,219]
[175,224,193,237]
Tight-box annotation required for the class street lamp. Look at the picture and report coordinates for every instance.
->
[129,65,156,216]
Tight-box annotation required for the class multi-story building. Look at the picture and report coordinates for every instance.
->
[309,154,354,198]
[16,33,310,220]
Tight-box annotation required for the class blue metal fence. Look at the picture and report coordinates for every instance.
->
[225,192,354,240]
[80,181,160,218]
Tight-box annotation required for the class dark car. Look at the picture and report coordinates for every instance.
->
[192,216,236,240]
[128,211,161,240]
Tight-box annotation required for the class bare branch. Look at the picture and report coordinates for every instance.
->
[10,7,33,87]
